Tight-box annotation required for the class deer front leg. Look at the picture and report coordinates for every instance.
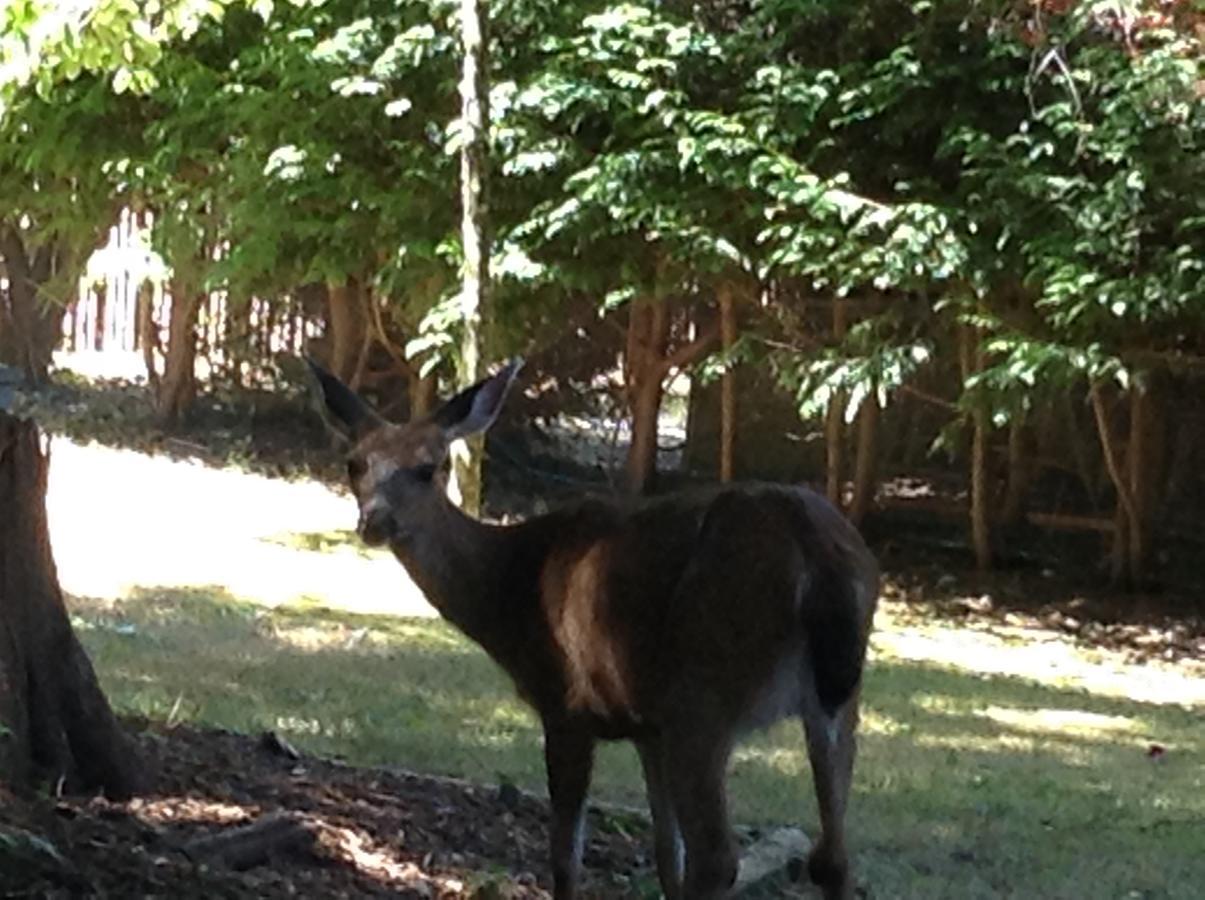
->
[637,739,684,900]
[544,722,595,900]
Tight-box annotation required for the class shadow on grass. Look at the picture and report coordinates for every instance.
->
[69,584,1204,899]
[12,374,343,484]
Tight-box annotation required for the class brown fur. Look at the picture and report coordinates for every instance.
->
[309,360,879,900]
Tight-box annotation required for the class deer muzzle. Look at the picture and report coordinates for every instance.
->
[357,502,396,546]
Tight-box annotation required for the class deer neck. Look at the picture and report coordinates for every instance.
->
[390,495,529,642]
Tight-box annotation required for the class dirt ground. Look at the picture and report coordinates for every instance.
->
[0,720,660,899]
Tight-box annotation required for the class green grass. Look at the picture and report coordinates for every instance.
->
[73,588,1204,899]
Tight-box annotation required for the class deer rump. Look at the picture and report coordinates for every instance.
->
[475,483,876,741]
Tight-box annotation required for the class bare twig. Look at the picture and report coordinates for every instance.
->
[1088,380,1137,526]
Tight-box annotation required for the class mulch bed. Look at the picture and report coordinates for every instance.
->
[0,721,654,899]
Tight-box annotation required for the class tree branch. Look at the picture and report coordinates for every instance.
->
[660,320,720,377]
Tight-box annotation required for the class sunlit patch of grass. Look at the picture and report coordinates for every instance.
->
[69,586,1205,899]
[976,705,1141,736]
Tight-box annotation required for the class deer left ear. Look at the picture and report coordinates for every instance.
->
[306,357,385,441]
[432,359,523,441]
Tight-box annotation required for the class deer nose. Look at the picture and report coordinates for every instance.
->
[358,503,395,546]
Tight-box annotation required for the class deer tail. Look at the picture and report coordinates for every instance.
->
[785,495,870,717]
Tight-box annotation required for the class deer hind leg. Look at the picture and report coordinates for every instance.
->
[637,739,684,900]
[543,723,595,900]
[800,689,860,900]
[661,725,737,900]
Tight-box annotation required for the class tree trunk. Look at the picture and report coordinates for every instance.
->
[622,295,719,494]
[960,325,992,570]
[326,279,368,387]
[1000,416,1031,526]
[0,227,64,385]
[623,298,670,495]
[448,0,491,517]
[1124,374,1165,587]
[92,281,107,352]
[408,371,439,419]
[847,393,879,527]
[1089,380,1137,587]
[718,283,738,483]
[0,413,143,798]
[824,299,849,506]
[136,279,160,390]
[156,281,203,426]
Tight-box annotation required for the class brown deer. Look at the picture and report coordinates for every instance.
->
[307,357,879,900]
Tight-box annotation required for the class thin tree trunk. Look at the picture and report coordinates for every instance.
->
[156,281,203,426]
[718,282,737,483]
[1089,380,1139,587]
[326,279,367,387]
[1125,374,1165,587]
[0,413,143,797]
[136,280,160,390]
[847,393,879,527]
[1000,416,1030,526]
[621,296,719,494]
[825,299,849,505]
[92,281,107,351]
[448,0,491,516]
[960,325,992,570]
[623,298,670,495]
[408,371,439,419]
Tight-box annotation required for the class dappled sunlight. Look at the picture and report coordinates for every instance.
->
[126,793,476,895]
[274,714,360,741]
[857,707,911,737]
[129,796,255,826]
[913,730,1045,757]
[976,705,1141,738]
[732,745,806,777]
[315,822,470,895]
[872,600,1205,707]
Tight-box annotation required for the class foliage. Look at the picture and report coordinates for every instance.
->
[3,0,1204,566]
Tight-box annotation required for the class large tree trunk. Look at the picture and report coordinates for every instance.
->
[449,0,491,516]
[0,413,143,798]
[155,280,203,426]
[0,227,65,385]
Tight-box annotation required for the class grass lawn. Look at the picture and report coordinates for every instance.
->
[71,581,1204,899]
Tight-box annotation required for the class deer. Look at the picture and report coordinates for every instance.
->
[307,357,879,900]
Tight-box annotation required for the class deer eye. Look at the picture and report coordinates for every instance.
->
[346,457,367,481]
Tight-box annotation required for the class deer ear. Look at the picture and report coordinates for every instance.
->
[305,357,384,441]
[431,359,523,441]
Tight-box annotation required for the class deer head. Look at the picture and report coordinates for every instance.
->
[306,358,522,546]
